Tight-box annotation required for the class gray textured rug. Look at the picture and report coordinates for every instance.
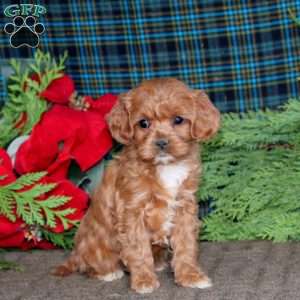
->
[1,241,299,300]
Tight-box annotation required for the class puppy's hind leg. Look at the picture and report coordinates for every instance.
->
[51,252,80,277]
[84,235,124,282]
[53,160,122,280]
[52,222,123,281]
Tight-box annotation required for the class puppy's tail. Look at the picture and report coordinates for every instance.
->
[51,255,79,277]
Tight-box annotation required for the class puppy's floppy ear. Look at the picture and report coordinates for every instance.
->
[106,93,133,145]
[190,90,220,141]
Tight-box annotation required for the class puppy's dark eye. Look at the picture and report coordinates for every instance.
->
[139,119,150,128]
[173,116,184,125]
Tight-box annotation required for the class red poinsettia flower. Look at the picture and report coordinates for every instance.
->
[0,148,88,249]
[40,74,75,104]
[0,148,16,185]
[24,73,74,105]
[0,148,24,248]
[2,72,117,249]
[15,94,117,180]
[20,238,56,250]
[0,216,26,248]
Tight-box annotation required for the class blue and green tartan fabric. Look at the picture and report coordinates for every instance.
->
[1,0,300,112]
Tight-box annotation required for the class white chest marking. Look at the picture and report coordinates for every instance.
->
[157,161,190,234]
[158,161,190,198]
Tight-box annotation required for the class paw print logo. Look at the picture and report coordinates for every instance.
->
[4,16,45,48]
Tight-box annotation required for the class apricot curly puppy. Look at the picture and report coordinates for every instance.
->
[53,78,220,294]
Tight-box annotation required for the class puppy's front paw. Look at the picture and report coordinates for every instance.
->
[97,270,124,282]
[131,272,160,294]
[176,271,212,289]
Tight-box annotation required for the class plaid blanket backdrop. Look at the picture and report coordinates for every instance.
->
[1,0,300,112]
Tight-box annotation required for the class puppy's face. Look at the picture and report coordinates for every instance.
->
[107,78,220,164]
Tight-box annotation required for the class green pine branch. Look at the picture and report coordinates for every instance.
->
[0,50,68,148]
[199,99,300,242]
[41,227,78,249]
[0,260,23,272]
[0,172,75,230]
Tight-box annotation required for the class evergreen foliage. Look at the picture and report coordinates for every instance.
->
[0,50,67,148]
[0,171,75,231]
[0,249,22,271]
[0,260,22,271]
[41,227,77,249]
[199,99,300,242]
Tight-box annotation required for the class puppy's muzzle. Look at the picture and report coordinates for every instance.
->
[155,139,169,150]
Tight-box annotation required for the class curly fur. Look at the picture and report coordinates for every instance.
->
[52,78,220,293]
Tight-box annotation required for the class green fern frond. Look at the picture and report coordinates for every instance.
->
[41,227,77,249]
[0,190,15,222]
[0,260,23,271]
[39,195,71,208]
[0,51,68,148]
[6,172,47,190]
[0,172,76,231]
[200,98,300,242]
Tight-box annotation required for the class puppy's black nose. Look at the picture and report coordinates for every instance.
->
[155,139,169,150]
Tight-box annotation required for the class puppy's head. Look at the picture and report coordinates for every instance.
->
[107,78,220,164]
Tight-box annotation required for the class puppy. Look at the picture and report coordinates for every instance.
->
[53,78,220,293]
